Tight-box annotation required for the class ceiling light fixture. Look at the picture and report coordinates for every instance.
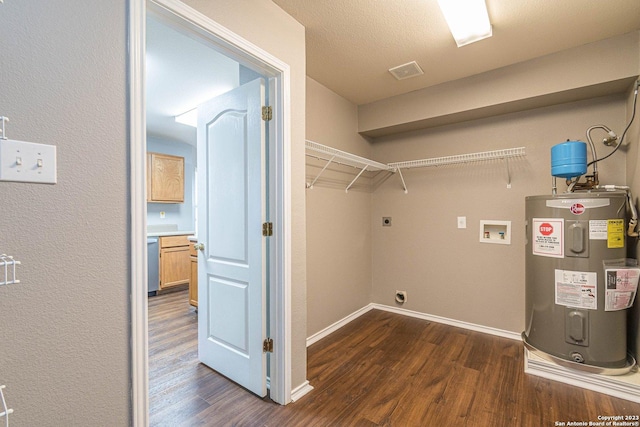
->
[436,0,492,47]
[174,108,198,127]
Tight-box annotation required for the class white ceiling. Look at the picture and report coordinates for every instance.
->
[146,16,239,145]
[272,0,640,105]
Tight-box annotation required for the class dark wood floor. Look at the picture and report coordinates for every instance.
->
[149,289,640,426]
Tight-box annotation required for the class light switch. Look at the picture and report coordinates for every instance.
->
[457,216,466,229]
[0,139,57,184]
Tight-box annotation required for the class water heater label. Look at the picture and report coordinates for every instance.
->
[546,198,610,209]
[555,269,597,310]
[532,218,564,258]
[607,219,625,248]
[589,220,608,240]
[604,267,640,311]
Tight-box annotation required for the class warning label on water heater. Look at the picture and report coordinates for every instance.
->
[555,269,597,310]
[604,267,640,311]
[607,219,625,248]
[532,218,564,258]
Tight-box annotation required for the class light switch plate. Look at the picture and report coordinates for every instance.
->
[0,139,57,184]
[457,216,466,229]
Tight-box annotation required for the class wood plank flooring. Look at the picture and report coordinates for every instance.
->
[149,289,640,426]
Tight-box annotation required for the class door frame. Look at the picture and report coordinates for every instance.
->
[129,0,293,425]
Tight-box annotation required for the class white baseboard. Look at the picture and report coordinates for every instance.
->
[306,304,375,347]
[304,304,640,403]
[524,349,640,403]
[371,303,522,341]
[307,303,519,348]
[290,380,314,402]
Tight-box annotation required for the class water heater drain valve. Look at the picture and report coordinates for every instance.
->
[571,352,585,364]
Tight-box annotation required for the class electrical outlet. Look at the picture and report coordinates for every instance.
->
[160,211,165,219]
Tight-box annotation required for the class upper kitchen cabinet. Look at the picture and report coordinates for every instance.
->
[147,152,185,203]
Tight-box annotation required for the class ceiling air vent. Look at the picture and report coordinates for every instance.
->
[388,61,424,80]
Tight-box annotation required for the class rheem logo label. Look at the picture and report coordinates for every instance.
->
[539,223,554,236]
[570,203,585,215]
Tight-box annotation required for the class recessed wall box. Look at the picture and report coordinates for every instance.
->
[480,220,511,245]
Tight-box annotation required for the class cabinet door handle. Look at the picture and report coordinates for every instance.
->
[194,243,205,251]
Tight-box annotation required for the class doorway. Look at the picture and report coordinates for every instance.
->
[130,1,293,425]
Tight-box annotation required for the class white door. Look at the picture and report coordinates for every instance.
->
[196,78,267,397]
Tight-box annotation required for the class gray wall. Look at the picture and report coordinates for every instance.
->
[0,1,130,425]
[370,95,628,333]
[305,78,372,337]
[0,0,308,425]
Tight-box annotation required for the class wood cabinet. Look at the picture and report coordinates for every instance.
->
[189,241,198,307]
[147,152,185,203]
[159,235,190,290]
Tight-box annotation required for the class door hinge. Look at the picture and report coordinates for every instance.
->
[263,338,274,353]
[262,222,273,237]
[262,106,272,121]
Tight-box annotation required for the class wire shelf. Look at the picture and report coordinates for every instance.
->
[305,140,394,172]
[0,255,20,286]
[305,141,526,193]
[388,147,526,169]
[0,385,13,427]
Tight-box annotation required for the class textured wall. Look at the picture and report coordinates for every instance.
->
[0,1,130,425]
[305,78,372,337]
[370,95,628,333]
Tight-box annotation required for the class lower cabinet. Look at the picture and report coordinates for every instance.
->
[159,235,190,290]
[189,241,198,307]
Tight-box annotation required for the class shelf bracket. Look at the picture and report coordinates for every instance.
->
[345,165,368,193]
[397,167,408,194]
[306,155,336,189]
[0,385,13,427]
[505,157,512,189]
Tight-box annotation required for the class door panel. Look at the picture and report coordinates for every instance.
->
[196,78,267,397]
[207,110,248,263]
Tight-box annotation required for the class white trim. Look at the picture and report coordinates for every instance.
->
[128,1,148,426]
[371,303,522,341]
[524,349,640,403]
[307,305,374,347]
[131,0,294,420]
[290,381,314,402]
[307,303,520,348]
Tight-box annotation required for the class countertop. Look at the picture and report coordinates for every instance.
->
[146,224,195,238]
[147,230,195,238]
